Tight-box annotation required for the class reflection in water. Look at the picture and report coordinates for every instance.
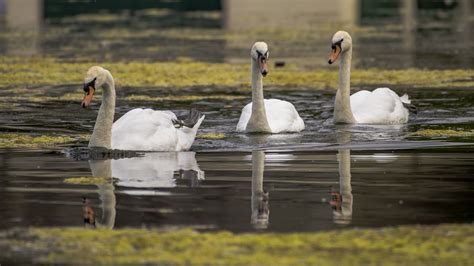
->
[330,129,353,225]
[82,151,204,228]
[83,159,116,229]
[251,150,269,229]
[112,152,204,194]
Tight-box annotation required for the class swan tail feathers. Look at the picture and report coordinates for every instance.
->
[400,94,411,104]
[172,109,205,129]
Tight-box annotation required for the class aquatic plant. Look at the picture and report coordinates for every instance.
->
[197,133,226,140]
[0,57,472,89]
[64,176,113,185]
[0,224,472,265]
[0,133,87,148]
[411,129,474,138]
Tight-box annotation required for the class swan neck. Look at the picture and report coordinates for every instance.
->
[334,49,356,124]
[89,73,115,149]
[247,59,271,132]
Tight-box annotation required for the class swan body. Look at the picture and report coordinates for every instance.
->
[236,42,304,133]
[349,88,410,124]
[112,108,204,151]
[81,66,204,151]
[329,31,413,125]
[237,99,305,133]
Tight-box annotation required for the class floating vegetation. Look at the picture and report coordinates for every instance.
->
[0,133,88,149]
[125,94,245,102]
[411,129,474,138]
[0,57,472,89]
[0,224,472,265]
[64,176,113,185]
[197,133,226,140]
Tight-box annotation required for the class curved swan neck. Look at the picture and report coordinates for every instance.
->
[89,71,115,149]
[246,59,271,132]
[334,48,356,124]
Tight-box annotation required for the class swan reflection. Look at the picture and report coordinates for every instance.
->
[251,150,269,229]
[82,151,204,228]
[112,152,204,192]
[83,159,116,229]
[330,130,353,225]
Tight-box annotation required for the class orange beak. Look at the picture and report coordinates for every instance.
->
[81,86,94,108]
[259,57,268,76]
[328,45,341,64]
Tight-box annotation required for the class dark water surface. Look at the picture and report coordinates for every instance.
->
[1,145,473,232]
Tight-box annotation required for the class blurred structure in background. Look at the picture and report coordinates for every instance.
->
[222,0,359,29]
[0,0,471,68]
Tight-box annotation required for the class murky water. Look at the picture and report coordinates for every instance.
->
[1,145,473,232]
[0,2,473,234]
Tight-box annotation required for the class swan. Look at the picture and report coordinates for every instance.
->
[81,66,205,151]
[328,31,417,124]
[236,42,305,133]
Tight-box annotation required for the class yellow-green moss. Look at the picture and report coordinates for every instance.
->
[411,129,474,138]
[0,133,88,148]
[0,224,472,265]
[197,133,226,140]
[125,94,245,102]
[64,176,112,185]
[0,57,472,89]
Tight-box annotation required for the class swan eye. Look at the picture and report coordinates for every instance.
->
[83,77,97,93]
[332,39,343,50]
[256,50,263,58]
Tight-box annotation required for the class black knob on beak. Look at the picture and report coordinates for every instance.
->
[328,59,333,64]
[262,70,268,76]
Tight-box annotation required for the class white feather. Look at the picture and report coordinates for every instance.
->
[236,99,305,133]
[350,88,409,124]
[112,108,205,151]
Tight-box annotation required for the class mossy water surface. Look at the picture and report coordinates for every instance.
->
[0,224,472,265]
[0,133,88,149]
[0,57,472,89]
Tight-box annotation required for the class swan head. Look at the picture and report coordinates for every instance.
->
[81,66,110,108]
[251,42,269,77]
[328,31,352,64]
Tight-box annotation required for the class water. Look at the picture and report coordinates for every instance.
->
[1,145,473,232]
[0,2,473,234]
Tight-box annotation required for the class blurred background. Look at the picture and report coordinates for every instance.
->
[0,0,472,69]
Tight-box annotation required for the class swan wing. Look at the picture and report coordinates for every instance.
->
[236,99,305,133]
[264,99,305,133]
[112,108,203,151]
[350,88,409,124]
[236,102,252,132]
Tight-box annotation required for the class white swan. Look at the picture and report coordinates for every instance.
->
[236,42,305,133]
[81,66,205,151]
[328,31,416,124]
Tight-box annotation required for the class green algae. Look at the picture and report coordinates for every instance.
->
[0,224,472,265]
[0,133,88,149]
[197,133,226,140]
[125,94,245,102]
[411,129,474,138]
[0,57,472,89]
[64,176,113,185]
